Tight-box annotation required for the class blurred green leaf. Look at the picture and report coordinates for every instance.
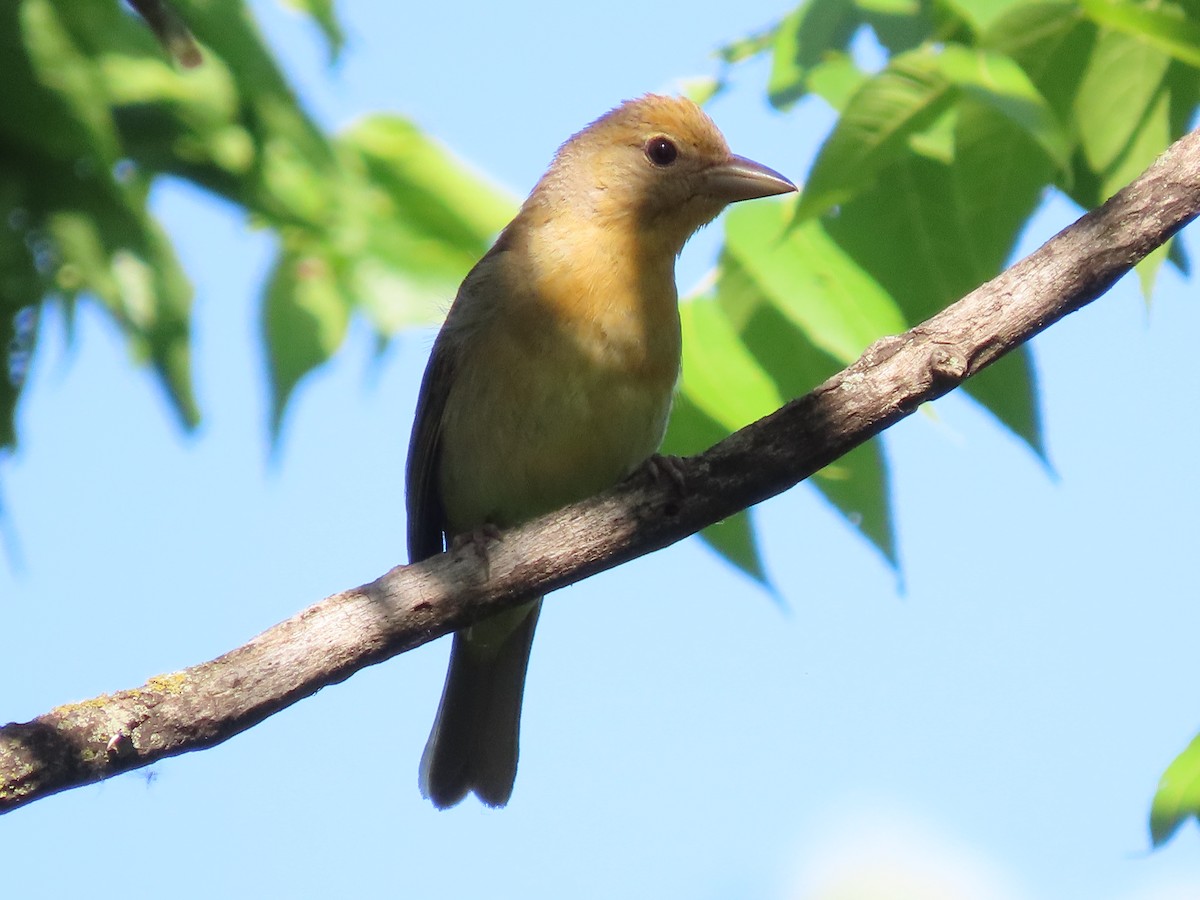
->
[264,248,350,437]
[798,42,1065,220]
[336,116,514,336]
[726,199,907,365]
[280,0,345,61]
[1167,57,1200,137]
[860,0,947,53]
[797,50,957,219]
[807,53,870,110]
[717,24,778,64]
[672,294,790,586]
[1151,731,1200,846]
[934,44,1073,169]
[1100,86,1173,297]
[16,0,121,163]
[767,0,858,109]
[715,240,898,566]
[343,116,513,253]
[678,296,784,431]
[1168,228,1191,277]
[982,2,1094,124]
[679,75,723,106]
[660,392,770,587]
[812,439,897,568]
[700,509,771,588]
[768,4,811,110]
[823,100,1050,456]
[1080,0,1200,68]
[944,0,1028,31]
[1074,30,1171,173]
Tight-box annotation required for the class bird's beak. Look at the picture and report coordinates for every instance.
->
[706,154,797,203]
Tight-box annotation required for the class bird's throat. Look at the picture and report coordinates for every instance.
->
[524,219,682,386]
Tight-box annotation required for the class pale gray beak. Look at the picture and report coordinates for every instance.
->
[706,154,797,203]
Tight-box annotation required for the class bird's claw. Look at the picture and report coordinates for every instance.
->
[639,453,687,493]
[450,523,502,579]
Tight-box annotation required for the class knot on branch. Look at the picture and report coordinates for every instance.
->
[928,345,969,384]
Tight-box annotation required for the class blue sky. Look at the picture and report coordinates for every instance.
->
[2,1,1199,897]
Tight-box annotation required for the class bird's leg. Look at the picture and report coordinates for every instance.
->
[450,523,503,580]
[634,453,688,493]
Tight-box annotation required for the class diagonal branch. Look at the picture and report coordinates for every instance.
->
[4,127,1200,816]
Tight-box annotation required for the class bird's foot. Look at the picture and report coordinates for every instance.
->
[450,523,502,579]
[637,453,688,493]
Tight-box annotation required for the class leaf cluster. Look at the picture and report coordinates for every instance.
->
[0,0,513,448]
[667,0,1200,593]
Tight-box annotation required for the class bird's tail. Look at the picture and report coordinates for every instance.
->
[419,600,541,809]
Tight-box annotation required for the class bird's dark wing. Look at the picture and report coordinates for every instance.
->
[406,334,457,563]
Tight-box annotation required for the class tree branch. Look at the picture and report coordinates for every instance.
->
[125,0,203,67]
[4,127,1200,815]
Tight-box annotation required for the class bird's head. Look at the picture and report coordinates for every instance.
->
[532,94,797,257]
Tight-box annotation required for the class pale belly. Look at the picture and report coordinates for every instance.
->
[437,329,676,533]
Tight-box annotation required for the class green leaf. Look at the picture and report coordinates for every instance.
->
[678,75,722,106]
[717,24,778,64]
[1080,0,1200,68]
[767,0,859,109]
[907,103,959,162]
[768,4,812,111]
[166,0,340,223]
[343,116,513,252]
[715,248,898,566]
[858,0,945,54]
[960,349,1043,456]
[1151,731,1200,846]
[264,248,351,438]
[678,297,783,432]
[982,2,1094,124]
[797,49,958,219]
[1099,86,1172,297]
[945,0,1029,31]
[1167,57,1200,137]
[673,294,787,588]
[934,44,1073,170]
[0,301,36,450]
[807,53,870,110]
[799,42,1068,219]
[339,115,515,334]
[726,199,907,365]
[16,0,121,164]
[857,0,919,15]
[110,220,198,429]
[823,101,1050,457]
[0,112,200,433]
[700,510,772,588]
[812,439,897,568]
[660,393,770,587]
[1074,29,1171,173]
[280,0,345,62]
[1168,230,1191,277]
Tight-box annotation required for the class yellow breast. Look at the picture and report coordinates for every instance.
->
[436,223,681,532]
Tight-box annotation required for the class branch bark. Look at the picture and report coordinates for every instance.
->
[4,127,1200,815]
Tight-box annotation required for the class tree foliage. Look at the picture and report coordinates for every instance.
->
[3,0,1200,842]
[0,0,512,448]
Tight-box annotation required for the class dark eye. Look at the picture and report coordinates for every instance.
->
[644,136,678,167]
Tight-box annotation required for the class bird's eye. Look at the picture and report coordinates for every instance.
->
[644,136,678,167]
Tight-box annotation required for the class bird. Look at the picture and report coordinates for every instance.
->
[407,94,796,809]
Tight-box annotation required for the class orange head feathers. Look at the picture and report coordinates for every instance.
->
[522,94,796,256]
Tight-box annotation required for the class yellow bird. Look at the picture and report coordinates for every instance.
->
[407,94,796,808]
